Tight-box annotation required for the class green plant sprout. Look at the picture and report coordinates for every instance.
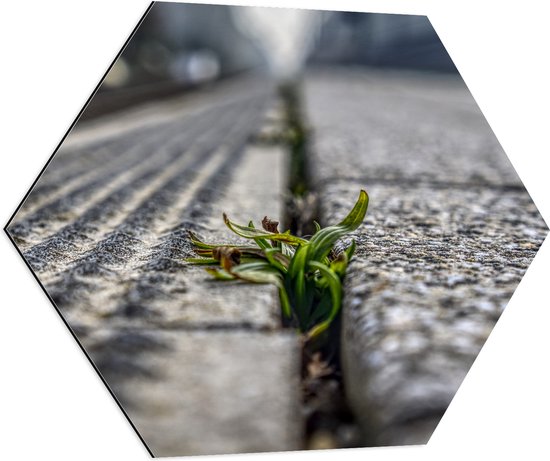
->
[185,190,369,341]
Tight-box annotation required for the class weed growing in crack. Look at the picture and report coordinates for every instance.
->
[185,189,368,341]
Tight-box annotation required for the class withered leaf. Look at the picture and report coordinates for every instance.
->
[212,246,241,271]
[306,352,334,380]
[261,216,280,233]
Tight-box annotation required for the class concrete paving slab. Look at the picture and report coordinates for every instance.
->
[7,78,302,456]
[84,328,302,456]
[303,68,548,445]
[303,68,522,187]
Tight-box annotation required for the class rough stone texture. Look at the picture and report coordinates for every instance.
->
[7,77,302,456]
[303,68,548,446]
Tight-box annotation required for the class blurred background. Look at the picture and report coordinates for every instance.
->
[84,2,456,119]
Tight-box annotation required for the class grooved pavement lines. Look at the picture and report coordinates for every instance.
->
[7,76,302,456]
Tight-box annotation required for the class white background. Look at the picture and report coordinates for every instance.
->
[1,1,548,460]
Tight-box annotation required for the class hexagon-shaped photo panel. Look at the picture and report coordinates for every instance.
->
[4,2,548,457]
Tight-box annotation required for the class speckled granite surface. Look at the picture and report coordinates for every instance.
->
[303,68,548,445]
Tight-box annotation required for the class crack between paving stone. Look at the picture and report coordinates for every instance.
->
[275,80,364,450]
[313,176,528,193]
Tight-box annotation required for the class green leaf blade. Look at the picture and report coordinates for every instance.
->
[223,213,308,246]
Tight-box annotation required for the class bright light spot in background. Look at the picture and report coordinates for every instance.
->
[169,50,221,84]
[187,50,221,83]
[104,58,131,88]
[232,7,323,79]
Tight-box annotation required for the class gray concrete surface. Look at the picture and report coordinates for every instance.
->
[88,329,301,456]
[10,66,547,454]
[304,68,522,187]
[8,77,302,456]
[303,68,548,445]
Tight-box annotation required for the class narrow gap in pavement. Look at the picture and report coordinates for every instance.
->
[277,81,363,450]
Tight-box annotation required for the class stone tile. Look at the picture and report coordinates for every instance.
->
[303,68,547,445]
[84,328,302,456]
[7,79,302,455]
[318,179,547,444]
[10,95,289,331]
[303,69,521,187]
